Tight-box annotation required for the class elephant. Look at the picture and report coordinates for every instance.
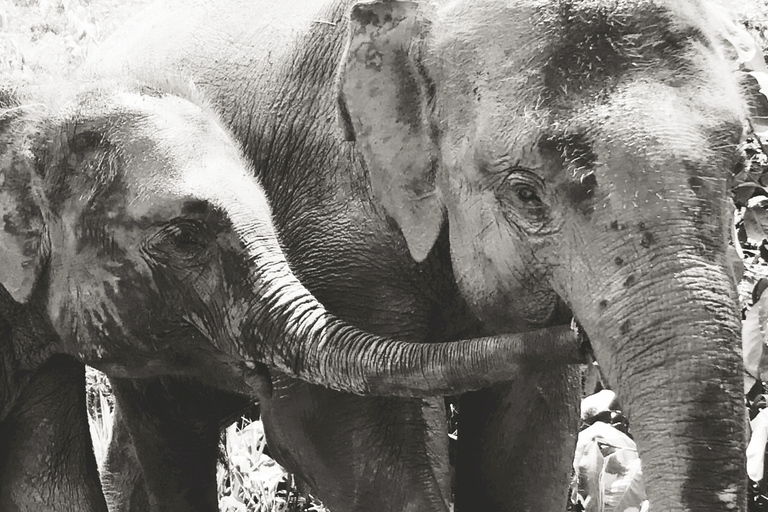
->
[0,71,585,509]
[69,0,752,510]
[0,285,107,511]
[101,378,254,511]
[0,357,107,512]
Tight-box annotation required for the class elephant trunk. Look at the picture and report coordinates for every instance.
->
[216,185,583,397]
[573,251,745,511]
[244,251,583,396]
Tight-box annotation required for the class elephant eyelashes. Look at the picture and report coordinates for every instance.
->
[500,169,545,207]
[167,220,210,249]
[144,219,212,264]
[495,169,551,231]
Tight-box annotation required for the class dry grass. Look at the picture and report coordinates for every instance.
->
[0,0,152,77]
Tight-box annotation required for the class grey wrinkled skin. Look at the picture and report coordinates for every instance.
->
[0,79,583,510]
[0,285,107,512]
[0,356,108,512]
[75,0,750,511]
[0,74,583,510]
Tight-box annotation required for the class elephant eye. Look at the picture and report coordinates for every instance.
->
[143,219,212,264]
[502,169,545,207]
[166,220,209,250]
[513,184,541,204]
[497,168,550,230]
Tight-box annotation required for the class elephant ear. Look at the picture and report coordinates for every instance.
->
[338,0,443,262]
[0,86,46,303]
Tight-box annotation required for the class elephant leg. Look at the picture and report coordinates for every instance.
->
[0,355,108,512]
[108,377,251,512]
[260,375,452,512]
[454,365,581,512]
[100,400,150,512]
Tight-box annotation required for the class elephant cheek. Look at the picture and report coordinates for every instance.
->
[0,230,40,302]
[46,256,156,360]
[445,197,556,330]
[47,282,121,356]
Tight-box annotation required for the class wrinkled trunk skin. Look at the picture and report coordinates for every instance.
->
[577,253,743,511]
[0,355,108,512]
[556,181,745,509]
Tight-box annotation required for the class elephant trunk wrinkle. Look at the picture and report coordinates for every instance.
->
[573,254,744,512]
[241,245,586,396]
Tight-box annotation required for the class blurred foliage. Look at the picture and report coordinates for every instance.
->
[85,365,114,471]
[0,0,150,76]
[218,419,327,512]
[571,422,646,512]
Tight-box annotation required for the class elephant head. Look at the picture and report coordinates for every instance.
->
[0,78,585,399]
[338,0,748,509]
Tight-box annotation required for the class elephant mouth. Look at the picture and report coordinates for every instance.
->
[512,294,574,333]
[570,318,594,360]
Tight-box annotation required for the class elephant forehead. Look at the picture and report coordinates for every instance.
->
[535,0,713,99]
[44,151,189,231]
[452,81,741,226]
[122,191,200,226]
[431,0,720,111]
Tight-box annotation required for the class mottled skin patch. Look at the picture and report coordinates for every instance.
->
[540,133,599,216]
[681,381,745,510]
[640,230,655,248]
[619,320,631,335]
[541,0,709,100]
[0,95,45,302]
[539,132,598,171]
[560,172,598,216]
[392,49,424,131]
